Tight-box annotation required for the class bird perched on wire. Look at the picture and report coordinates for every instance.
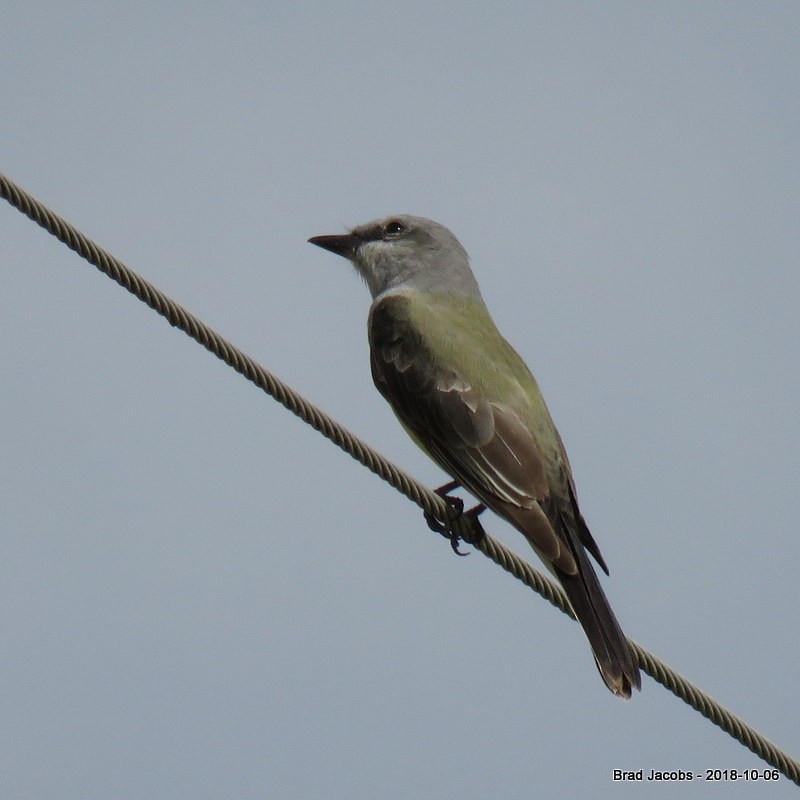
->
[309,215,640,698]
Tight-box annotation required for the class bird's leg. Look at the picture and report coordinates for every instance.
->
[424,480,479,556]
[435,479,461,496]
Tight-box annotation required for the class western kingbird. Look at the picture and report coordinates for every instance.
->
[308,215,640,698]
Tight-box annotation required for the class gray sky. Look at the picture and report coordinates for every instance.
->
[2,2,799,798]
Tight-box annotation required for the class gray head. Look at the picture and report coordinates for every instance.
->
[308,214,482,300]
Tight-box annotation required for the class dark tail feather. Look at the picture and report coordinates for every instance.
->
[556,544,641,698]
[489,499,639,697]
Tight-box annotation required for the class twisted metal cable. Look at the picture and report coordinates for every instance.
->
[2,170,798,786]
[631,642,798,779]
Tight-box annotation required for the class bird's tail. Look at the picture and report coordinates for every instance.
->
[554,542,641,698]
[489,496,640,697]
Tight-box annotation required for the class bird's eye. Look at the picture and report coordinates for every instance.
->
[384,220,406,237]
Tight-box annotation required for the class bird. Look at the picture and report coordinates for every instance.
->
[308,214,640,698]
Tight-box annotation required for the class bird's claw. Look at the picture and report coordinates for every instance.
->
[424,495,468,555]
[424,482,486,556]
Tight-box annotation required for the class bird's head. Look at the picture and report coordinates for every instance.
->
[309,214,481,299]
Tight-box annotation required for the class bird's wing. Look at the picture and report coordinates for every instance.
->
[369,295,574,571]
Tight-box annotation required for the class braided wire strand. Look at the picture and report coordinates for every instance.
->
[2,171,798,786]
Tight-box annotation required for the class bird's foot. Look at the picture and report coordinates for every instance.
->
[464,503,488,543]
[424,481,485,556]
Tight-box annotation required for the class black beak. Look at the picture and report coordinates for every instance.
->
[307,233,360,259]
